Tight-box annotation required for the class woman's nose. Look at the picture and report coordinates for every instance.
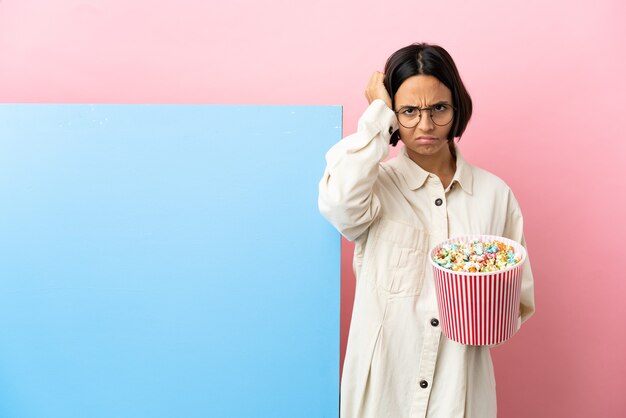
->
[417,112,435,131]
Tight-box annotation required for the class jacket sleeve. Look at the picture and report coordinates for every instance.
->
[318,99,398,241]
[503,190,536,327]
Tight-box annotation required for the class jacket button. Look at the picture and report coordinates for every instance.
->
[435,198,443,206]
[430,318,439,327]
[419,380,428,389]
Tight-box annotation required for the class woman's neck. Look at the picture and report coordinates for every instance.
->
[407,144,456,188]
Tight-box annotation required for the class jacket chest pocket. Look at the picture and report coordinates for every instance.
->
[363,218,428,297]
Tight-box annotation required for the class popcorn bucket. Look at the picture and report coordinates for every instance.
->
[430,235,526,346]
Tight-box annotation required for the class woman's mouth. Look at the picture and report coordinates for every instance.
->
[415,136,439,144]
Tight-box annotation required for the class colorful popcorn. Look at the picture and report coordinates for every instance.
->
[432,239,521,273]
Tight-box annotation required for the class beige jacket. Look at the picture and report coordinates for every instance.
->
[318,100,535,418]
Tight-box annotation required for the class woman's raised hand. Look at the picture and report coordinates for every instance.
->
[365,71,392,109]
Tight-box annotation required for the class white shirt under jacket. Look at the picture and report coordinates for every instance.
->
[318,99,535,418]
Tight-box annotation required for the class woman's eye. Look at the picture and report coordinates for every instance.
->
[433,104,448,112]
[402,107,417,115]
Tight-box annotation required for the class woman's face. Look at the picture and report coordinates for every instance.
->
[394,75,454,160]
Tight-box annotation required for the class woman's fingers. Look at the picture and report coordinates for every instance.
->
[365,71,392,109]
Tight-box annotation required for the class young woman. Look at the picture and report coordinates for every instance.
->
[319,43,535,418]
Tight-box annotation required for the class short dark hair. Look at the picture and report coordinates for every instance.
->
[383,43,472,146]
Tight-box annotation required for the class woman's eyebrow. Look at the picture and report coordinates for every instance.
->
[397,100,452,108]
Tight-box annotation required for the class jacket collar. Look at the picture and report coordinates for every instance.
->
[398,144,473,194]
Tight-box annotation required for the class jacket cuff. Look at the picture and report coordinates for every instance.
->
[356,99,399,144]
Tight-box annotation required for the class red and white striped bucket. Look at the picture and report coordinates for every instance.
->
[430,235,526,346]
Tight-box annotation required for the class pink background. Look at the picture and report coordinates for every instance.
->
[2,0,625,416]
